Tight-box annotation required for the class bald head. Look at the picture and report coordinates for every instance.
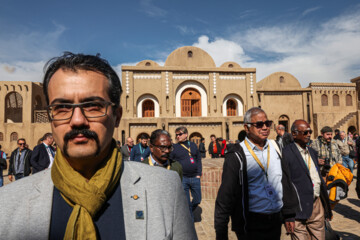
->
[291,120,311,147]
[127,137,134,147]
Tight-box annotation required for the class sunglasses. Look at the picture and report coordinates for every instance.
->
[298,130,313,135]
[175,132,185,137]
[247,120,273,128]
[18,143,26,146]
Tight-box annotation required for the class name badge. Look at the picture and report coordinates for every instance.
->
[190,157,195,164]
[141,157,144,161]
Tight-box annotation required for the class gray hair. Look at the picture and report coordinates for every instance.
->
[175,126,188,134]
[244,107,266,127]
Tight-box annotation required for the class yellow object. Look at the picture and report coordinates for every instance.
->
[327,163,353,203]
[51,139,122,240]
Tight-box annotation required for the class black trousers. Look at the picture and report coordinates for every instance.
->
[236,212,282,240]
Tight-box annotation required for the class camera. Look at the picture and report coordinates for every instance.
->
[324,157,331,170]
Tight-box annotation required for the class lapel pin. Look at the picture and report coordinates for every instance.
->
[136,210,144,219]
[131,195,139,200]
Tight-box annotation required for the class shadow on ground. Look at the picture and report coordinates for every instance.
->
[333,202,360,223]
[348,198,360,208]
[336,231,360,240]
[194,206,202,222]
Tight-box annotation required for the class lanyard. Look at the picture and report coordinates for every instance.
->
[304,150,311,171]
[244,140,270,181]
[139,145,145,156]
[149,156,171,170]
[180,142,192,157]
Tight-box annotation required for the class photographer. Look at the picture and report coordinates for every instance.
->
[311,126,341,180]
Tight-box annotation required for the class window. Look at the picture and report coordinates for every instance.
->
[5,92,23,123]
[228,64,233,68]
[321,94,328,106]
[145,62,151,66]
[10,132,18,142]
[226,99,237,116]
[346,94,352,106]
[188,51,193,58]
[142,100,154,117]
[333,94,340,106]
[0,132,3,141]
[280,76,285,83]
[181,88,201,117]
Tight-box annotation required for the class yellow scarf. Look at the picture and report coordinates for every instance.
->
[51,139,122,239]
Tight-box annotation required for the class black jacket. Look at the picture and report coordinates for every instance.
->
[30,143,54,174]
[8,148,32,176]
[199,142,206,158]
[282,143,332,220]
[214,142,299,239]
[208,142,221,157]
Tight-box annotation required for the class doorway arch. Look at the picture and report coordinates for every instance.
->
[278,115,290,132]
[181,88,201,117]
[189,132,203,148]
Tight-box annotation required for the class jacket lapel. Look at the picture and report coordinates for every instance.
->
[121,162,147,240]
[28,170,54,239]
[291,143,311,180]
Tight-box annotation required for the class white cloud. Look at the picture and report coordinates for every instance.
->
[192,7,360,87]
[0,61,45,82]
[176,25,196,35]
[302,6,321,17]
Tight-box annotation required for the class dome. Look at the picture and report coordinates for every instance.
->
[220,61,241,68]
[136,60,159,67]
[164,46,216,68]
[257,72,301,90]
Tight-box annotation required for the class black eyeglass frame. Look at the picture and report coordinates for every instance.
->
[46,101,116,121]
[246,120,273,128]
[152,144,174,152]
[296,130,313,135]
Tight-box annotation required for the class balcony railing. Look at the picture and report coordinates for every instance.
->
[34,110,49,123]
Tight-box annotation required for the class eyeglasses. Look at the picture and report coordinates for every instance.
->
[47,101,115,121]
[153,144,174,152]
[175,132,185,137]
[247,120,273,128]
[298,130,313,135]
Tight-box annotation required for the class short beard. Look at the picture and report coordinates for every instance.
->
[63,128,100,158]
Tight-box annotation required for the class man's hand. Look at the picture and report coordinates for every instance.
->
[318,158,325,165]
[284,221,295,234]
[8,175,13,181]
[196,176,201,179]
[347,141,353,146]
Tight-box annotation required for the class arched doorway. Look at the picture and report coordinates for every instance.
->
[189,132,202,148]
[142,100,154,117]
[136,132,150,144]
[5,92,23,123]
[278,115,290,132]
[347,126,357,134]
[226,99,237,116]
[181,88,201,117]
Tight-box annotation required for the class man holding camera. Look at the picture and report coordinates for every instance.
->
[311,126,341,180]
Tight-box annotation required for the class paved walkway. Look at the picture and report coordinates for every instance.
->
[195,169,360,240]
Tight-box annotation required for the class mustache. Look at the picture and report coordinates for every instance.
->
[63,128,100,158]
[161,154,169,158]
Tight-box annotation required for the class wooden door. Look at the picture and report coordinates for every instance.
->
[181,88,201,117]
[142,100,154,117]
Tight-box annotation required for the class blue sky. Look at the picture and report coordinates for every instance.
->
[1,0,360,86]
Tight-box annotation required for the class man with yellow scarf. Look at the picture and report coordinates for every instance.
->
[0,52,197,240]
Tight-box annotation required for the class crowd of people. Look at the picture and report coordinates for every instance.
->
[0,52,359,240]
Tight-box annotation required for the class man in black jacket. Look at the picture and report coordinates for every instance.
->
[30,133,55,174]
[8,138,32,181]
[283,120,332,239]
[215,107,299,240]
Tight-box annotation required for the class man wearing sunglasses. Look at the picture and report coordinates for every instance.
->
[8,138,32,181]
[30,133,55,174]
[0,53,196,239]
[283,120,332,239]
[215,107,298,240]
[142,129,182,180]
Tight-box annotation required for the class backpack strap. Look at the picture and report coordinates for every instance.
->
[270,139,282,158]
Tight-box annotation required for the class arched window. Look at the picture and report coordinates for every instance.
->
[0,132,3,141]
[226,99,237,116]
[142,100,154,117]
[346,94,352,106]
[5,92,23,123]
[181,88,201,117]
[279,115,290,132]
[189,132,203,148]
[10,132,18,142]
[321,94,328,106]
[333,94,340,106]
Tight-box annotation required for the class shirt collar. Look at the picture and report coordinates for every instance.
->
[295,142,308,154]
[150,154,169,167]
[245,137,269,150]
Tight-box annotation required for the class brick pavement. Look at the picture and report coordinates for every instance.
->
[195,158,360,240]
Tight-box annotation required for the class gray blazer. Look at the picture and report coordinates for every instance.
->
[0,161,197,240]
[120,145,131,161]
